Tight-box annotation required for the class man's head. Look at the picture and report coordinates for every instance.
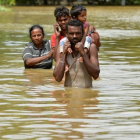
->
[54,6,71,30]
[66,19,84,45]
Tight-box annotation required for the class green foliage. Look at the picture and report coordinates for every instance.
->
[0,0,15,6]
[134,0,140,4]
[1,0,140,6]
[0,5,11,11]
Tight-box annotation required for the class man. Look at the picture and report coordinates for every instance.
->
[53,20,100,88]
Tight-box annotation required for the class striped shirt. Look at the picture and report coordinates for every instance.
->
[22,40,53,69]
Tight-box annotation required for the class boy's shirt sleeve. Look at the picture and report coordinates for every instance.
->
[50,33,56,48]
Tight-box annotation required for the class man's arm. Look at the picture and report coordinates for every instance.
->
[76,42,100,79]
[53,39,71,82]
[53,47,66,82]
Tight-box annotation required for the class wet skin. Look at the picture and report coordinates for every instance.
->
[30,28,44,49]
[66,25,83,45]
[77,11,87,24]
[57,15,71,30]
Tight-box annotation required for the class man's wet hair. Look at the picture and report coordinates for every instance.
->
[66,19,84,33]
[70,4,86,18]
[54,6,70,20]
[29,25,45,37]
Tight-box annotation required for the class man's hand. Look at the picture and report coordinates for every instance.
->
[63,38,71,54]
[75,42,84,55]
[53,23,60,37]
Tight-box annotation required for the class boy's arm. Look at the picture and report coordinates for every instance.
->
[52,23,61,61]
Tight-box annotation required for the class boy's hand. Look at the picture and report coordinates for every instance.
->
[53,23,60,37]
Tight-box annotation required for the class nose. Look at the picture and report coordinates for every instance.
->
[35,35,39,39]
[62,20,65,24]
[84,16,86,20]
[73,33,77,38]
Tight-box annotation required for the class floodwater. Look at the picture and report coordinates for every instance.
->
[0,6,140,140]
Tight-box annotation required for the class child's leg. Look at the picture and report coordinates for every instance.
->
[64,63,69,73]
[60,37,72,54]
[88,25,101,50]
[84,36,92,50]
[78,36,91,63]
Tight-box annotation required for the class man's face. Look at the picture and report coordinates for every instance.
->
[57,15,70,30]
[66,25,83,45]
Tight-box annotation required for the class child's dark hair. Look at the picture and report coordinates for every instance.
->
[66,19,84,33]
[70,4,86,18]
[29,25,45,37]
[54,6,70,20]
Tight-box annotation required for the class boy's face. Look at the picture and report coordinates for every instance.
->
[57,15,71,30]
[66,25,83,45]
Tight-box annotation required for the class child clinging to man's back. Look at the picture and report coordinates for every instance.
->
[70,4,90,45]
[70,4,101,51]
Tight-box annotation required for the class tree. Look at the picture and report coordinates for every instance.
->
[121,0,125,5]
[43,0,48,5]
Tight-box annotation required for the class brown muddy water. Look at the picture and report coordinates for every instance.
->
[0,6,140,140]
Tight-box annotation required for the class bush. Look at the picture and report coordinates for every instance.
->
[0,0,15,6]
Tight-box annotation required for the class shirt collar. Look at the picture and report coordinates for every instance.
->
[31,41,45,50]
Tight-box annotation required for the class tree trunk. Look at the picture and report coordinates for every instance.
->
[44,0,48,5]
[92,0,95,5]
[121,0,126,6]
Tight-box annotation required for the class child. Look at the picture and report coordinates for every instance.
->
[70,4,101,51]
